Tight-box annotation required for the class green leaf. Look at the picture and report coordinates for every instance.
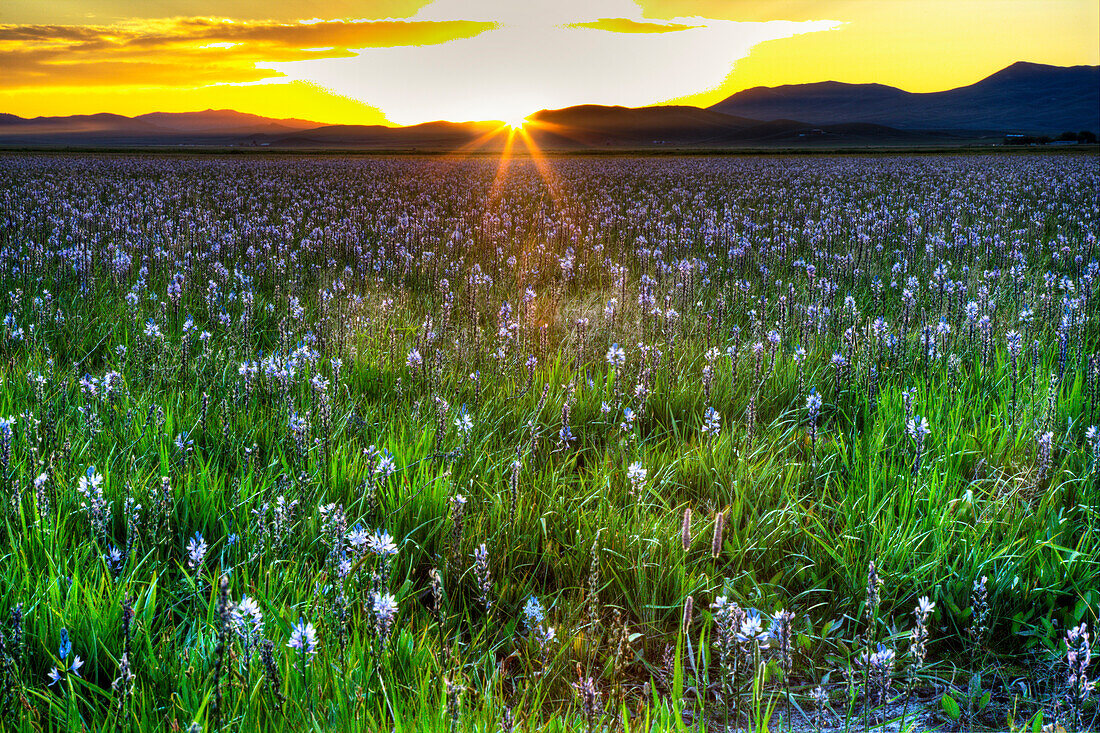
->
[1031,711,1043,733]
[968,672,982,701]
[672,632,686,731]
[941,694,961,721]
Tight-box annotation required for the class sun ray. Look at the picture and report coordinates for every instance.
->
[376,121,517,260]
[449,122,513,157]
[382,117,566,276]
[515,121,568,215]
[482,123,518,213]
[520,117,598,149]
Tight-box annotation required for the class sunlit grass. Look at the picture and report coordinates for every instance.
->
[0,151,1095,732]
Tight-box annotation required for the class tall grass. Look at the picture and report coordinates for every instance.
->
[0,151,1095,731]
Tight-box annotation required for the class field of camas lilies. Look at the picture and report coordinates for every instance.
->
[0,151,1097,732]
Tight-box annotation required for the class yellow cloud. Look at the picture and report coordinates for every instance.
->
[567,18,703,33]
[274,0,839,124]
[0,80,390,126]
[0,17,495,90]
[656,0,1100,101]
[2,0,1094,126]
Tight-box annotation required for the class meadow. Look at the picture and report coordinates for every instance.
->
[0,151,1096,732]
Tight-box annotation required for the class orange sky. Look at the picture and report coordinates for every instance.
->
[1,0,1096,125]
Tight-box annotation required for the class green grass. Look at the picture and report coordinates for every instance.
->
[0,151,1096,732]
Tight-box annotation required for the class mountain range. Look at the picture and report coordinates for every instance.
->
[0,109,323,139]
[709,62,1098,132]
[0,62,1095,150]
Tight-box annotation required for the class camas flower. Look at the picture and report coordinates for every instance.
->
[806,390,823,416]
[346,524,371,550]
[288,618,318,656]
[619,407,636,431]
[233,597,264,638]
[369,530,398,556]
[48,656,83,685]
[906,416,931,442]
[48,628,83,685]
[736,610,770,647]
[606,343,626,369]
[535,623,557,651]
[187,532,207,569]
[372,592,398,643]
[77,466,104,499]
[701,407,721,436]
[454,406,473,436]
[523,596,545,629]
[376,449,397,479]
[59,628,71,660]
[770,609,796,673]
[473,543,493,612]
[105,545,123,573]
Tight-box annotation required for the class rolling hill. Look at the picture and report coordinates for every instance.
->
[0,62,1095,149]
[0,110,329,144]
[135,110,325,134]
[709,61,1099,133]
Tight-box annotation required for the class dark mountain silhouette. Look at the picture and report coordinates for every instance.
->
[253,110,937,150]
[520,107,935,147]
[0,110,328,144]
[525,105,759,145]
[709,62,1099,133]
[0,63,1094,149]
[267,120,505,148]
[135,109,324,133]
[0,112,164,136]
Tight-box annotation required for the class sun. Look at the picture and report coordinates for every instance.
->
[504,116,528,130]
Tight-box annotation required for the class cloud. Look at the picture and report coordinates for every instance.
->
[0,17,495,89]
[413,0,648,24]
[271,0,840,124]
[567,19,704,34]
[0,1,841,123]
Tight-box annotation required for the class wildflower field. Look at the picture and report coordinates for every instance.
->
[0,151,1097,732]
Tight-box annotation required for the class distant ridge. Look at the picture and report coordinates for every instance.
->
[709,62,1100,133]
[135,110,325,133]
[0,110,330,143]
[0,112,164,136]
[0,63,1096,149]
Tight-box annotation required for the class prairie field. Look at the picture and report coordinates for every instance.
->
[0,151,1096,732]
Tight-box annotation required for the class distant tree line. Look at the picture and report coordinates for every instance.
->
[1004,130,1097,145]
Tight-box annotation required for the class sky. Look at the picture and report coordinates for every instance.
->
[1,0,1097,125]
